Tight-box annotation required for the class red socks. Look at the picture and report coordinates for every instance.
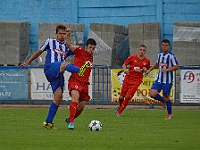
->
[118,97,129,114]
[69,102,83,122]
[118,97,124,107]
[69,102,78,122]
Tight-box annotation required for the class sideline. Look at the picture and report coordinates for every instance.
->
[0,104,199,110]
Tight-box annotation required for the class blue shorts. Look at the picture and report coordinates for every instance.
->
[151,80,172,96]
[44,62,64,93]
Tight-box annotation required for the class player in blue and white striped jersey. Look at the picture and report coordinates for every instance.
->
[146,39,179,120]
[21,25,90,129]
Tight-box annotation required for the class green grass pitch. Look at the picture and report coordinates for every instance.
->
[0,107,200,150]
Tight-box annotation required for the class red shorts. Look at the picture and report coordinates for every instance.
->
[68,77,90,102]
[120,82,140,99]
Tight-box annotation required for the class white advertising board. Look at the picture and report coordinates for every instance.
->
[180,69,200,103]
[30,68,92,101]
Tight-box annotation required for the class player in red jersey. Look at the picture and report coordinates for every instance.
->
[115,45,150,117]
[65,28,96,129]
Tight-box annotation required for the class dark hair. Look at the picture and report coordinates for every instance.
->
[139,44,147,49]
[55,25,67,33]
[86,38,96,46]
[162,39,170,45]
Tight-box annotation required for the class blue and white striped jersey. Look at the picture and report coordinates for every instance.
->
[156,52,178,84]
[40,38,74,66]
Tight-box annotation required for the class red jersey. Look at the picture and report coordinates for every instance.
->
[70,46,93,83]
[123,54,150,84]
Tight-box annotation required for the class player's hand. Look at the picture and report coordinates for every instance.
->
[124,70,129,74]
[161,68,168,72]
[144,69,150,76]
[20,62,29,67]
[66,28,71,36]
[142,67,147,73]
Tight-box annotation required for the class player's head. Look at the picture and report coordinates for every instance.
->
[85,38,96,55]
[138,44,147,58]
[161,39,170,53]
[55,25,67,42]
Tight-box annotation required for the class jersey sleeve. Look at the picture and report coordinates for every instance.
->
[73,46,83,55]
[171,54,179,66]
[124,55,133,65]
[156,53,160,64]
[40,38,50,51]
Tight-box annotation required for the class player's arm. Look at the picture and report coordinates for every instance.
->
[20,50,43,67]
[161,65,179,72]
[162,55,179,72]
[65,28,76,52]
[122,63,129,74]
[146,62,158,74]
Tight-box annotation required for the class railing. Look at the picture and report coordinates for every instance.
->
[1,65,200,104]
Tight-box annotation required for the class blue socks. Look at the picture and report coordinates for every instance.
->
[154,94,165,102]
[166,100,172,114]
[46,102,58,123]
[65,64,79,73]
[154,94,172,114]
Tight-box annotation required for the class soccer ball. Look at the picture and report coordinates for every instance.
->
[88,120,102,131]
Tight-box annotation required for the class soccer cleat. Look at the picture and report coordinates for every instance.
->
[43,121,57,130]
[78,61,91,76]
[165,114,173,120]
[116,112,121,117]
[68,122,74,130]
[65,117,69,124]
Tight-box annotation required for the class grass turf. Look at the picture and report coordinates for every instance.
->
[0,107,200,150]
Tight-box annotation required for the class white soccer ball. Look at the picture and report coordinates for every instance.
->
[88,120,102,131]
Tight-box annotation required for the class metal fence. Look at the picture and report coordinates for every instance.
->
[1,65,200,104]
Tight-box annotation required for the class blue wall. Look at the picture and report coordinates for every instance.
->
[0,0,200,51]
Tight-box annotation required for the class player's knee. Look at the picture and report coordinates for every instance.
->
[60,62,71,73]
[119,96,124,100]
[163,96,169,102]
[124,96,131,102]
[149,90,156,98]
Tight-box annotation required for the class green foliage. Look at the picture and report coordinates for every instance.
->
[0,108,200,150]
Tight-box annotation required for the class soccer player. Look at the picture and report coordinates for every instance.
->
[65,28,96,130]
[146,39,179,120]
[20,25,90,129]
[115,45,150,117]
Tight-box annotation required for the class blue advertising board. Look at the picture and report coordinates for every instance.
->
[0,68,28,100]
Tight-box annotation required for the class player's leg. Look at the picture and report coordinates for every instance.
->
[75,101,86,118]
[116,96,130,117]
[68,89,80,129]
[60,61,91,76]
[163,83,173,120]
[43,87,63,129]
[116,83,128,112]
[43,68,64,129]
[60,62,79,73]
[116,84,138,116]
[115,96,124,113]
[149,80,165,104]
[65,100,86,124]
[66,101,86,124]
[66,85,89,125]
